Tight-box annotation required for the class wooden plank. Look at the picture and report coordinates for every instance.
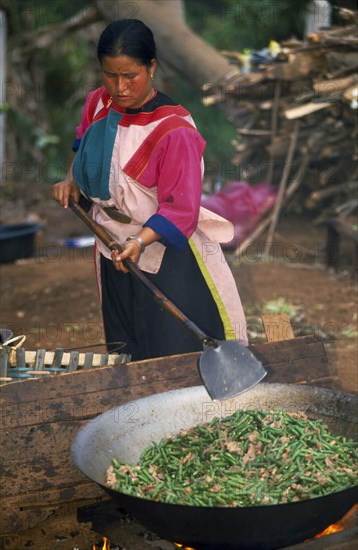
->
[0,482,105,533]
[0,381,198,533]
[252,336,328,365]
[2,421,83,466]
[10,354,184,402]
[261,313,295,342]
[0,351,201,406]
[1,451,87,496]
[0,378,201,497]
[1,337,326,404]
[263,355,337,387]
[1,338,330,430]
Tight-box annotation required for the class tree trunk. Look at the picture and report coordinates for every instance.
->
[3,0,240,174]
[94,0,239,91]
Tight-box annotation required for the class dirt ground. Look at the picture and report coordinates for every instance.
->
[0,190,357,549]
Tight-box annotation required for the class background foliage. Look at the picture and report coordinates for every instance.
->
[2,0,357,181]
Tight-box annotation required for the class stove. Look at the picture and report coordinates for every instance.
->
[77,500,358,550]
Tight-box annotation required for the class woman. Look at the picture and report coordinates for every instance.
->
[52,19,247,360]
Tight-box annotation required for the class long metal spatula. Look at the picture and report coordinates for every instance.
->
[68,198,267,400]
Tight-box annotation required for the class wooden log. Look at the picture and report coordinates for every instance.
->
[335,199,358,217]
[296,33,358,48]
[225,16,358,222]
[284,102,333,120]
[313,74,358,96]
[271,52,326,81]
[0,336,333,534]
[236,128,272,136]
[309,180,358,204]
[328,63,358,79]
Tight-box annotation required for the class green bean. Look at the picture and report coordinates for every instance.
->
[107,409,358,507]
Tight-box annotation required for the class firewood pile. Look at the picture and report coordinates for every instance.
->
[203,7,358,236]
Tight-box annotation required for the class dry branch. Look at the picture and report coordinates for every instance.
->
[264,121,300,256]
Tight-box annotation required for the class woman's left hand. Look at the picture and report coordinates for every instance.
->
[111,240,142,273]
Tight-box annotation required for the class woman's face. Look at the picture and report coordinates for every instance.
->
[101,55,156,109]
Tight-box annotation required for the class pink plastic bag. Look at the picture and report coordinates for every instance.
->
[201,182,277,250]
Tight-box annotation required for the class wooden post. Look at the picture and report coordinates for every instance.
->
[326,217,358,281]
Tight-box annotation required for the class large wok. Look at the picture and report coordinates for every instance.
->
[72,383,358,550]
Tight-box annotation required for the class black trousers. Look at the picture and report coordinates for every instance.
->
[100,244,225,361]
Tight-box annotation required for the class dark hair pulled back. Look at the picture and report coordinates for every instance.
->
[97,19,156,68]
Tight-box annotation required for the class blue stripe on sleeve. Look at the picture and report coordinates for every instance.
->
[72,138,81,152]
[144,214,188,252]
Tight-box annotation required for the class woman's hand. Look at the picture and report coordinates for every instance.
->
[111,239,142,273]
[52,180,80,208]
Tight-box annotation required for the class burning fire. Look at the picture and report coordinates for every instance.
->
[93,537,111,550]
[92,538,193,550]
[312,504,357,539]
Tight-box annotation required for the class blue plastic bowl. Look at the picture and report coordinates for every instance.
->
[0,222,43,262]
[0,328,13,344]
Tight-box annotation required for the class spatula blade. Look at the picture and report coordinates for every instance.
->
[199,340,267,400]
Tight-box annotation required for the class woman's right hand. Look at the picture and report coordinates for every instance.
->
[52,180,80,208]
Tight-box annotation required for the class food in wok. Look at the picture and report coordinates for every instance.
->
[106,408,358,507]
